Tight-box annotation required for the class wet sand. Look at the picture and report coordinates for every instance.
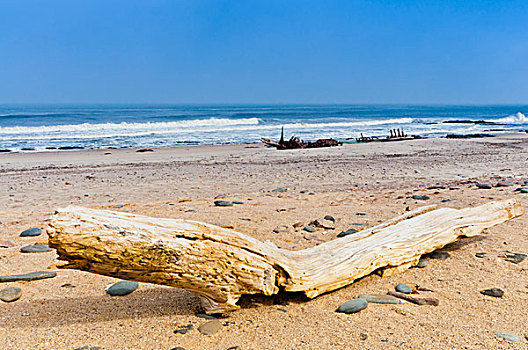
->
[1,133,528,349]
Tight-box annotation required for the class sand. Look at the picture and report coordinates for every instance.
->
[1,133,527,349]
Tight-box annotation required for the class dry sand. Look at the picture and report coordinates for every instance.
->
[1,133,528,349]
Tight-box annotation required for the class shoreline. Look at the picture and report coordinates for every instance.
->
[1,133,527,349]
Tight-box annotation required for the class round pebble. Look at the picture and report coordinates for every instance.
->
[198,319,222,335]
[495,332,520,343]
[106,280,138,296]
[336,298,368,314]
[395,283,412,294]
[476,183,492,189]
[214,200,233,207]
[0,286,22,302]
[303,226,316,232]
[20,227,42,237]
[20,244,52,253]
[416,259,428,268]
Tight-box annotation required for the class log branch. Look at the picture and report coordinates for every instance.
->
[46,199,523,313]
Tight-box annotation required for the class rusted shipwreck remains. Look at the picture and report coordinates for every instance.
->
[356,128,417,143]
[261,127,342,150]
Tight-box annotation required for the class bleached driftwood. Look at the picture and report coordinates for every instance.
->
[46,199,523,314]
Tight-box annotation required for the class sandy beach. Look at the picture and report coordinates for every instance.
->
[1,133,528,349]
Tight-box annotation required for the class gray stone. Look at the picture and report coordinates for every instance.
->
[336,298,368,314]
[357,294,402,304]
[20,244,52,253]
[20,227,42,237]
[303,226,316,232]
[475,252,486,258]
[0,286,22,302]
[106,280,138,296]
[521,188,528,194]
[198,319,222,335]
[416,259,428,268]
[232,201,244,204]
[324,215,335,222]
[337,229,358,237]
[504,253,526,264]
[495,332,520,343]
[0,271,57,282]
[441,199,452,203]
[411,195,430,200]
[480,288,504,298]
[271,187,288,193]
[476,183,492,189]
[428,251,450,260]
[495,181,512,187]
[214,200,233,207]
[395,283,412,294]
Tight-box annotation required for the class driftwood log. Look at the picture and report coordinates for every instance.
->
[46,199,523,314]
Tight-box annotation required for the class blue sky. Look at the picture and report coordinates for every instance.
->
[1,0,527,104]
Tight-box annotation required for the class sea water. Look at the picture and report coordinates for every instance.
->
[0,104,527,152]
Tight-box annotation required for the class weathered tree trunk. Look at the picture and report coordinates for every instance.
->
[46,199,523,314]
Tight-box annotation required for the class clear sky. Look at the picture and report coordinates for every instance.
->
[1,0,527,104]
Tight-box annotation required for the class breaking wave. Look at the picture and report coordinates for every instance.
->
[490,112,528,124]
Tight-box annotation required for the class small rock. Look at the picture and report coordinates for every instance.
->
[476,183,492,189]
[0,286,22,302]
[136,148,154,153]
[106,280,138,296]
[324,215,335,222]
[195,312,218,320]
[198,319,222,335]
[495,181,512,187]
[336,298,368,314]
[475,252,486,258]
[480,288,504,298]
[504,253,526,264]
[61,283,76,288]
[337,229,358,237]
[232,201,244,205]
[174,324,193,334]
[358,294,402,304]
[214,200,233,207]
[303,226,316,232]
[0,271,57,282]
[441,199,452,203]
[272,187,288,193]
[427,186,446,190]
[521,188,528,194]
[428,251,450,260]
[20,244,52,253]
[170,347,187,350]
[395,283,412,294]
[20,227,42,237]
[360,333,368,340]
[495,332,520,343]
[411,195,430,200]
[416,259,428,268]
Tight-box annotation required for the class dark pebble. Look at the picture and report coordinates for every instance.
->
[170,348,187,350]
[337,229,358,237]
[174,324,193,334]
[58,146,84,150]
[480,288,504,298]
[106,280,138,296]
[395,283,412,294]
[336,298,368,314]
[0,286,22,302]
[427,186,446,190]
[0,271,57,282]
[504,253,526,264]
[303,226,316,232]
[232,201,244,204]
[20,244,52,253]
[271,187,288,193]
[411,195,430,200]
[441,199,452,202]
[20,227,42,237]
[495,181,512,187]
[214,200,233,207]
[136,148,154,152]
[195,312,218,320]
[521,188,528,194]
[324,215,335,222]
[475,252,486,258]
[428,251,451,260]
[476,183,492,189]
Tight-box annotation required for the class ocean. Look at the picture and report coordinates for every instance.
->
[0,105,527,152]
